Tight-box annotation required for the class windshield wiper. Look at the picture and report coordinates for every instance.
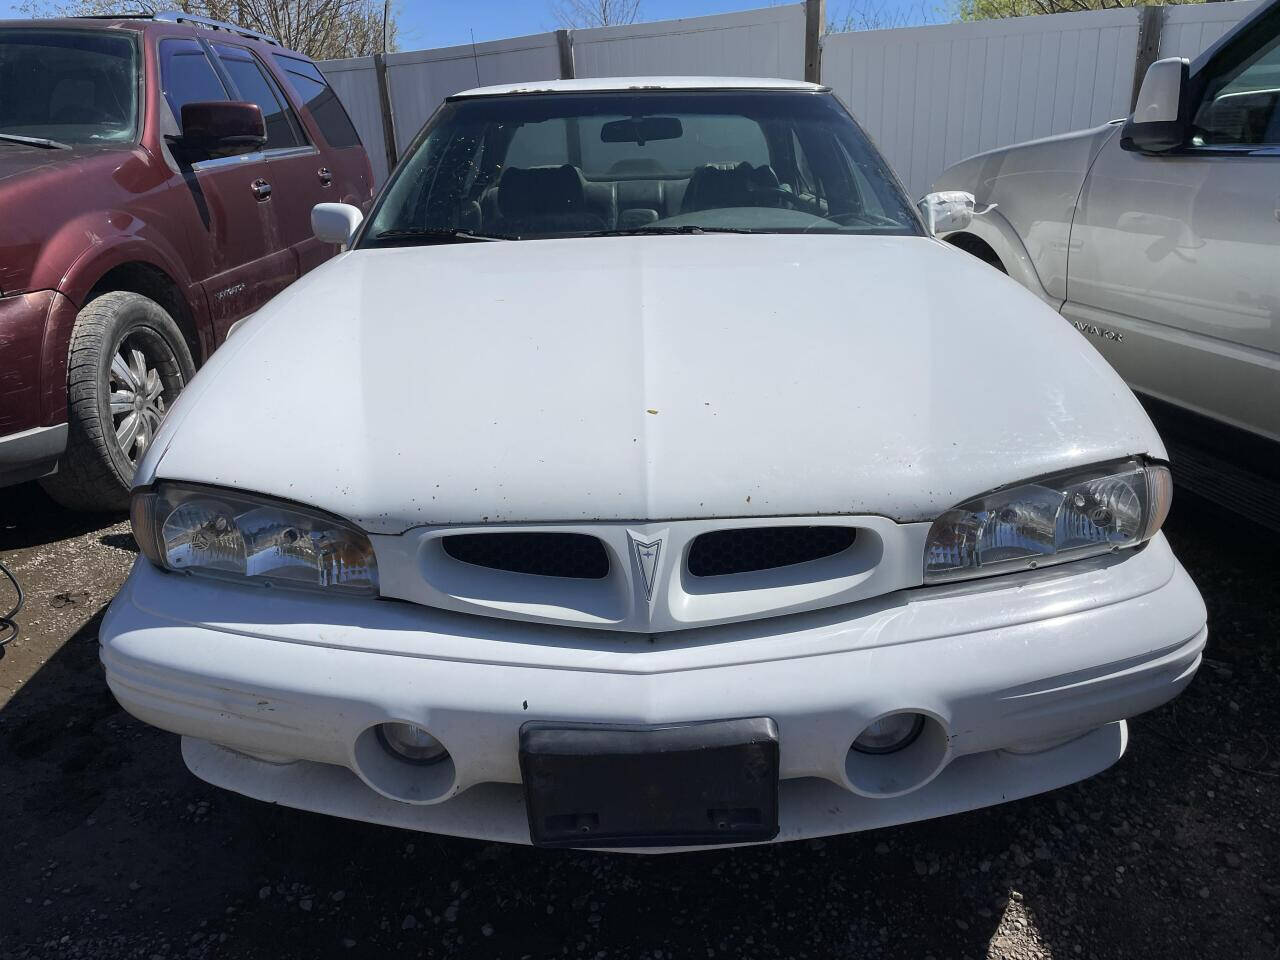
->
[370,227,512,244]
[0,133,72,150]
[585,225,754,237]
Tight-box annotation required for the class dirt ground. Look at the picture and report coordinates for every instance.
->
[0,480,1276,960]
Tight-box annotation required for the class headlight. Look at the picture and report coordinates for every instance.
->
[924,458,1172,584]
[131,482,379,596]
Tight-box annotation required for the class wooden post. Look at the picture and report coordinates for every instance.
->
[1130,5,1166,111]
[805,0,825,84]
[556,29,576,80]
[373,52,398,174]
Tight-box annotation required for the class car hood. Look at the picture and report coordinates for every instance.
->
[145,234,1164,534]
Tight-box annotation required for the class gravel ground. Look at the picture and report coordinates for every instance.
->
[0,480,1276,960]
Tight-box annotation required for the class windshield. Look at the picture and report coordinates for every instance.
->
[0,29,139,145]
[361,89,923,246]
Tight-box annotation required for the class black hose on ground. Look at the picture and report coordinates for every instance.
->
[0,558,23,649]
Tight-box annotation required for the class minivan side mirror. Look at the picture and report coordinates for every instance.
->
[1121,58,1191,154]
[918,191,976,235]
[179,101,266,158]
[312,202,364,245]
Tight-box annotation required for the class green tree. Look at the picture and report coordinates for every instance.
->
[19,0,398,59]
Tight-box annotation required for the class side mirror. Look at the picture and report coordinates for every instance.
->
[312,202,364,245]
[1121,58,1190,154]
[918,191,976,235]
[179,101,266,158]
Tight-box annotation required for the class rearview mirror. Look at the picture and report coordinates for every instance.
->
[600,116,683,145]
[312,202,364,245]
[179,101,266,158]
[918,191,976,235]
[1121,57,1190,154]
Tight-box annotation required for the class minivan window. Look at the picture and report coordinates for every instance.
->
[0,28,138,144]
[362,90,922,245]
[212,43,303,149]
[274,53,361,148]
[159,38,227,120]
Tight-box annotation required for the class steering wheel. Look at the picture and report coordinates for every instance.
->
[749,185,810,210]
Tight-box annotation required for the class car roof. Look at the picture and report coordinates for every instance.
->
[0,16,309,60]
[450,76,829,99]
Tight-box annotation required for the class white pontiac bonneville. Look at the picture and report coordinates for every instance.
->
[101,77,1208,851]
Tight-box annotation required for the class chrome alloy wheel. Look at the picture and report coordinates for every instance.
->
[108,336,176,464]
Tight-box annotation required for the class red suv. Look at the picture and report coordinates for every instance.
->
[0,12,373,509]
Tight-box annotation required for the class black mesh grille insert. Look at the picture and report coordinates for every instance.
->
[687,526,856,577]
[442,532,610,579]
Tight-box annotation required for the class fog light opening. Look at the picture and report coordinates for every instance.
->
[376,722,449,765]
[352,722,457,805]
[844,711,951,799]
[851,713,925,755]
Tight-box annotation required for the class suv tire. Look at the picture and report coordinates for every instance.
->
[41,292,195,512]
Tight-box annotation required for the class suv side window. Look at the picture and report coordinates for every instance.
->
[159,38,227,120]
[1193,32,1280,147]
[211,43,304,150]
[273,53,361,148]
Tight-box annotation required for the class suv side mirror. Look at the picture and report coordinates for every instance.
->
[179,101,266,158]
[1121,58,1191,154]
[918,191,976,235]
[312,202,364,245]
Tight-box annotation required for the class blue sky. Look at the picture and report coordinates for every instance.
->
[0,1,935,49]
[398,0,796,48]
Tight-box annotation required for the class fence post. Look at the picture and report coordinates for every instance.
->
[1130,5,1166,110]
[556,29,576,80]
[805,0,825,83]
[372,52,399,174]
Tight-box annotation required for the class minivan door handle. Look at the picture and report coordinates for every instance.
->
[317,166,333,187]
[251,178,272,201]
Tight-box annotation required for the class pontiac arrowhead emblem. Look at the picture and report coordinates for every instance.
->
[630,535,662,600]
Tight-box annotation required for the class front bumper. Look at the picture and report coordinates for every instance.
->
[101,534,1206,851]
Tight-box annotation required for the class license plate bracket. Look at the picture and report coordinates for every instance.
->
[519,718,779,848]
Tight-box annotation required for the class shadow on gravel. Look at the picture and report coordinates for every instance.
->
[98,532,139,553]
[0,482,123,552]
[0,494,1275,959]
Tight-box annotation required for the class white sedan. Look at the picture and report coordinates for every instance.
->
[101,77,1206,852]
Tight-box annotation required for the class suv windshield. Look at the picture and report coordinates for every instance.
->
[0,29,138,145]
[362,89,923,245]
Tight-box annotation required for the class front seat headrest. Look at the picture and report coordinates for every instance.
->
[497,164,588,219]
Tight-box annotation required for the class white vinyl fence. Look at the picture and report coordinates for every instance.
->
[571,5,805,80]
[1161,0,1260,63]
[318,1,1257,194]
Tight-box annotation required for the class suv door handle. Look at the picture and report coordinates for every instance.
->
[317,166,333,187]
[251,178,272,201]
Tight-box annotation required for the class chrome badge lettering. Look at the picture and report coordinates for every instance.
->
[1072,320,1124,343]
